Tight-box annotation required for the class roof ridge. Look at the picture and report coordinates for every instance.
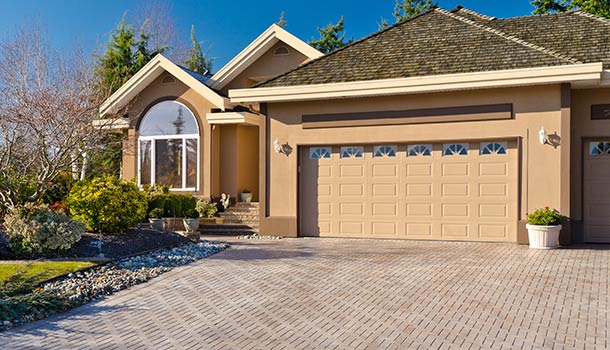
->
[253,8,438,88]
[575,10,610,25]
[451,6,496,21]
[437,8,581,64]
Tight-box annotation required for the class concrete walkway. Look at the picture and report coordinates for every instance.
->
[1,238,609,350]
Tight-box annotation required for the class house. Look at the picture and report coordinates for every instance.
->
[100,6,610,244]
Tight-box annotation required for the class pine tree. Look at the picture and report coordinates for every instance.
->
[309,16,353,54]
[183,25,213,74]
[532,0,610,18]
[393,0,437,23]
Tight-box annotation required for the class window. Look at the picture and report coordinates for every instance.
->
[480,142,507,155]
[373,145,397,158]
[273,46,290,56]
[310,147,331,159]
[443,143,468,156]
[138,100,199,190]
[340,146,363,158]
[408,144,432,157]
[589,141,610,156]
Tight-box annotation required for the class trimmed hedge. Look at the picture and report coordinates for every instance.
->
[148,194,196,218]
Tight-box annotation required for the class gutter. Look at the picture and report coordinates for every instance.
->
[229,63,604,103]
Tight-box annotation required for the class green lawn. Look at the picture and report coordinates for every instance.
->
[0,261,97,286]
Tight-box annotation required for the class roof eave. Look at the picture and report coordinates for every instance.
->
[229,63,604,103]
[208,24,323,91]
[99,54,228,118]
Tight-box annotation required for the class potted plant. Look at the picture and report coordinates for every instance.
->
[196,199,220,224]
[526,206,562,249]
[148,208,165,231]
[240,188,252,203]
[183,209,200,233]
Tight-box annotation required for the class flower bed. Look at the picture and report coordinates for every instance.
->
[0,240,229,331]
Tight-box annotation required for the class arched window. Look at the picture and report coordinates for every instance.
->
[138,100,199,190]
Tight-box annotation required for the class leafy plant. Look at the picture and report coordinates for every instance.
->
[241,188,251,194]
[184,208,200,219]
[65,176,147,233]
[148,208,164,219]
[196,199,217,218]
[41,173,76,205]
[3,204,84,255]
[527,206,562,226]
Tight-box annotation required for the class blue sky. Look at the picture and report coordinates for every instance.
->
[0,1,537,71]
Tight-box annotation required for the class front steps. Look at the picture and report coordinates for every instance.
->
[200,202,259,236]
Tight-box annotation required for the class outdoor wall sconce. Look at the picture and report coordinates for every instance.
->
[539,126,548,145]
[273,139,293,156]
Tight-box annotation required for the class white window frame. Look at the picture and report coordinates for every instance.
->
[340,146,364,158]
[442,143,469,156]
[407,144,433,157]
[138,134,200,191]
[309,147,332,159]
[480,141,508,155]
[589,141,610,156]
[373,145,397,158]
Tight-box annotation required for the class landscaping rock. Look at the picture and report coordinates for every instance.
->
[0,240,229,332]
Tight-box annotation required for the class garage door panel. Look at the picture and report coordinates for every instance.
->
[300,140,517,242]
[583,141,610,243]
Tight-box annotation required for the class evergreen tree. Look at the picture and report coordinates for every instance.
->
[393,0,437,23]
[532,0,610,18]
[97,17,166,94]
[183,25,213,74]
[309,16,353,54]
[277,11,288,28]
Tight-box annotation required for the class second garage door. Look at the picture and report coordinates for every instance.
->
[299,141,518,242]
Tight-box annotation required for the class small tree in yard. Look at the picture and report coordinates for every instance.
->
[0,26,109,209]
[183,25,213,74]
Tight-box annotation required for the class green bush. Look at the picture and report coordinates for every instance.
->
[528,206,562,226]
[3,204,84,255]
[66,176,147,233]
[148,193,196,217]
[41,173,76,205]
[148,208,164,219]
[196,199,218,218]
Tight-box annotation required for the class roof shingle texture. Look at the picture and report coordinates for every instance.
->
[258,8,606,88]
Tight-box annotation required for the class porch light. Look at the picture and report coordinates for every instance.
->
[274,139,283,154]
[538,127,548,145]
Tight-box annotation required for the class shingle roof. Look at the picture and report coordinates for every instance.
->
[257,7,606,88]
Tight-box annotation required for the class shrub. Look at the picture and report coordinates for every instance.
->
[148,193,196,217]
[3,204,84,255]
[41,173,76,205]
[148,208,164,219]
[527,206,562,226]
[196,199,218,218]
[184,209,200,219]
[66,176,147,233]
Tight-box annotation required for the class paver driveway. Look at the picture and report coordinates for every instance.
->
[1,238,609,350]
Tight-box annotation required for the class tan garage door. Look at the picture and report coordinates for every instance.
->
[299,141,518,242]
[583,140,610,243]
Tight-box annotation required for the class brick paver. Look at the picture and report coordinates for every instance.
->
[1,238,609,350]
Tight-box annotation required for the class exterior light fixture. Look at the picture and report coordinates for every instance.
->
[538,127,548,145]
[273,139,283,153]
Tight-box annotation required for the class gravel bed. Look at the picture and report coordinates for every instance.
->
[236,234,283,240]
[0,240,229,331]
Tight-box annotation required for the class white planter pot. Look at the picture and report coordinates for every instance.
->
[526,224,561,249]
[183,218,200,233]
[240,192,252,203]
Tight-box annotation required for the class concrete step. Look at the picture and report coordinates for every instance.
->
[222,207,259,214]
[219,213,259,221]
[235,202,259,208]
[200,223,258,235]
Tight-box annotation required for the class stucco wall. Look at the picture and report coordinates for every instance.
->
[261,85,569,240]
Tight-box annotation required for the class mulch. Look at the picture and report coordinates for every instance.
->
[0,228,190,261]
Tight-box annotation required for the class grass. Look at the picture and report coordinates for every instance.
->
[0,261,97,287]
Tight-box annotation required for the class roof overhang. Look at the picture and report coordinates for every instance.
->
[229,63,605,103]
[208,24,323,91]
[206,111,261,126]
[99,54,229,117]
[92,118,130,130]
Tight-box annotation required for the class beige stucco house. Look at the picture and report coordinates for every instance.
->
[101,7,610,244]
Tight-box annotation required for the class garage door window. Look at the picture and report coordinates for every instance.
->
[443,143,468,156]
[373,145,397,158]
[480,142,507,155]
[310,147,332,159]
[407,144,432,157]
[589,142,610,156]
[340,146,364,158]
